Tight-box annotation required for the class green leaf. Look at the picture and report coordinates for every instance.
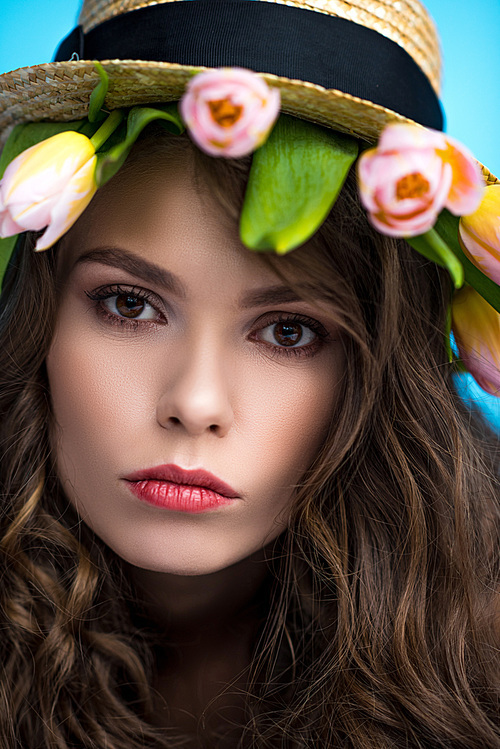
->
[0,235,19,293]
[434,209,500,314]
[0,119,99,179]
[88,62,109,123]
[240,115,359,253]
[95,103,185,186]
[406,228,464,289]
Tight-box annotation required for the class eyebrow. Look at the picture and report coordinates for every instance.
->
[73,246,321,308]
[73,247,186,298]
[239,285,309,308]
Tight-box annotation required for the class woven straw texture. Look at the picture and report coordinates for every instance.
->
[481,166,499,187]
[0,61,421,144]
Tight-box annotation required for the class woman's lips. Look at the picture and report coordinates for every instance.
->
[126,481,235,513]
[123,464,239,513]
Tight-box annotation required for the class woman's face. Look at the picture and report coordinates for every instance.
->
[46,147,345,575]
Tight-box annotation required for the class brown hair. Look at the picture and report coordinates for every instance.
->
[0,132,499,748]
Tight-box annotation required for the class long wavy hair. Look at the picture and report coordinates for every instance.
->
[0,131,498,748]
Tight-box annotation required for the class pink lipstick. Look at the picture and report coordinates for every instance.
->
[123,464,239,513]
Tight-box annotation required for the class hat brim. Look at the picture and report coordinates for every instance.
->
[0,59,419,145]
[0,59,497,185]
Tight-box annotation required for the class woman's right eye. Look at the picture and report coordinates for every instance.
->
[85,285,166,327]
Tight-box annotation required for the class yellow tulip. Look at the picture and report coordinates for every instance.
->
[459,183,500,285]
[452,285,500,395]
[0,131,97,250]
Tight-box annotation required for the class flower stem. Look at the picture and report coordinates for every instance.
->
[407,228,464,289]
[90,109,125,151]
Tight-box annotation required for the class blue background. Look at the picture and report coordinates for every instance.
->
[1,0,499,427]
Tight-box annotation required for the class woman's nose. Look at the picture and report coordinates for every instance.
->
[156,340,234,437]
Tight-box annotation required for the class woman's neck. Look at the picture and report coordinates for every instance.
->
[125,544,278,742]
[127,543,275,636]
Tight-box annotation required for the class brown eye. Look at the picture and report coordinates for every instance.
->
[114,294,146,318]
[273,322,303,346]
[257,320,316,349]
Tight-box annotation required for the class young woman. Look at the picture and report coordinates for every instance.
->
[0,1,498,747]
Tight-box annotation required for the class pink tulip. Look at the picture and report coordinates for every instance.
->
[357,124,484,237]
[459,184,500,285]
[180,68,281,158]
[452,285,500,395]
[0,131,97,251]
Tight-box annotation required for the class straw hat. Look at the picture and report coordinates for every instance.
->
[0,0,445,145]
[0,0,496,185]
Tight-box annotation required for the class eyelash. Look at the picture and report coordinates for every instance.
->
[85,285,164,329]
[85,285,329,358]
[250,312,329,359]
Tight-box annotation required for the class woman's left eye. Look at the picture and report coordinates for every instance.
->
[252,314,328,356]
[257,321,316,348]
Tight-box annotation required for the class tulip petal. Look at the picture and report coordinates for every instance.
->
[0,119,100,183]
[0,130,97,251]
[358,123,485,245]
[35,157,97,251]
[2,132,95,201]
[180,67,280,158]
[452,286,500,395]
[435,209,500,315]
[377,123,446,153]
[458,184,500,285]
[368,209,437,237]
[441,135,484,215]
[459,222,500,286]
[0,209,24,237]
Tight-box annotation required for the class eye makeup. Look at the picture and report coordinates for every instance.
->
[84,282,331,359]
[251,311,330,359]
[85,284,167,329]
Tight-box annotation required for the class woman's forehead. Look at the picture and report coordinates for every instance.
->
[55,138,345,320]
[58,150,242,271]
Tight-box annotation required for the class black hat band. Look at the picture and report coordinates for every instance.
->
[54,0,444,131]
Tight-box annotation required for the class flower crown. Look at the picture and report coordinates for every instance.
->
[1,65,499,395]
